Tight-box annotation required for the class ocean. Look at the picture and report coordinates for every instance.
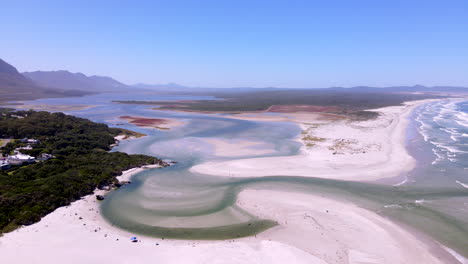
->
[413,99,468,187]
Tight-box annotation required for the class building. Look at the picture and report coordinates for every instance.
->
[37,153,54,161]
[16,145,33,151]
[7,154,35,165]
[0,160,11,170]
[20,138,40,144]
[27,139,40,144]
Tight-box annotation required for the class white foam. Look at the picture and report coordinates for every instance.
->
[440,127,458,134]
[455,119,468,128]
[436,127,465,142]
[439,127,449,132]
[393,175,409,186]
[456,181,468,189]
[433,113,445,122]
[454,107,468,127]
[456,111,468,121]
[383,204,403,209]
[450,134,458,142]
[431,148,445,165]
[414,199,428,205]
[442,246,468,264]
[431,141,466,154]
[418,124,431,141]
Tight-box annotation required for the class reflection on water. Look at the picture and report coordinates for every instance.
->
[20,94,468,257]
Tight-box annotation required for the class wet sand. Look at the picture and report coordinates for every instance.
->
[120,115,184,129]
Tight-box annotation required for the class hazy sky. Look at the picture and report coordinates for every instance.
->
[2,0,467,88]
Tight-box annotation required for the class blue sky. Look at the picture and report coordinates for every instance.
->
[2,0,467,88]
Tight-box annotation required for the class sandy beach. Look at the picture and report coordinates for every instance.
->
[0,187,456,264]
[119,115,184,130]
[206,138,276,157]
[191,100,435,182]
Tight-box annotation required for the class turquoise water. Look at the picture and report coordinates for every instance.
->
[17,94,468,257]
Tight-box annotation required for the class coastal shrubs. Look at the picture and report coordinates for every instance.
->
[114,89,441,118]
[303,135,326,147]
[0,110,166,233]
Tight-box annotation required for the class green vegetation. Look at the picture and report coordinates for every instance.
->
[113,90,443,118]
[113,128,147,138]
[0,110,166,233]
[0,108,15,113]
[302,135,326,142]
[302,134,326,147]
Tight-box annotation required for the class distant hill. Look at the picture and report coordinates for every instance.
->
[23,70,130,92]
[134,83,468,94]
[0,59,89,102]
[132,83,278,94]
[133,83,193,91]
[326,85,468,94]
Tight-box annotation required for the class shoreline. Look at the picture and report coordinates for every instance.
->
[236,189,456,264]
[0,184,456,263]
[190,99,437,182]
[116,164,163,182]
[5,102,96,112]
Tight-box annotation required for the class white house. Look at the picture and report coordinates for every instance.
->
[27,139,40,144]
[8,154,35,165]
[20,138,40,144]
[0,160,10,170]
[13,144,34,155]
[37,153,53,161]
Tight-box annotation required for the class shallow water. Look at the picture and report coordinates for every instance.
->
[17,94,468,257]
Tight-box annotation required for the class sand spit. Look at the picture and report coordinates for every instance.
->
[206,138,276,158]
[191,100,435,181]
[238,189,455,264]
[120,115,184,130]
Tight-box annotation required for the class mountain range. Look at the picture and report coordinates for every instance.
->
[0,59,90,102]
[1,57,467,103]
[0,58,135,102]
[23,70,130,92]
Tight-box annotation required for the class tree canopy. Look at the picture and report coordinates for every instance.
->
[0,110,165,233]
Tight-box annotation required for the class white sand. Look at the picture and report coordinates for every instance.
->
[117,164,162,182]
[206,138,275,157]
[191,100,434,181]
[0,188,453,264]
[114,134,142,142]
[120,116,185,130]
[225,112,344,123]
[237,189,451,264]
